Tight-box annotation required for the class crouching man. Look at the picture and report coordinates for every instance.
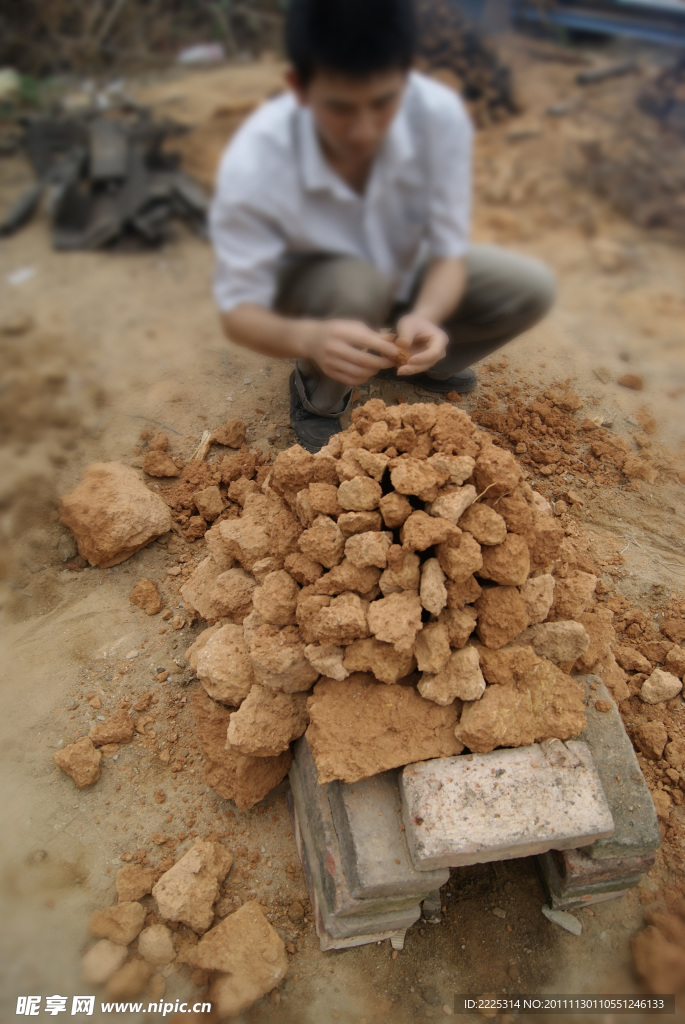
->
[210,0,555,452]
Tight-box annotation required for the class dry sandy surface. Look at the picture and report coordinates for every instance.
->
[0,41,683,1024]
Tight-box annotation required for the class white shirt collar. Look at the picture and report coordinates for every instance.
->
[297,89,416,201]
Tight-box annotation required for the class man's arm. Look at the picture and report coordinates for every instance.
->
[220,304,400,386]
[395,256,466,376]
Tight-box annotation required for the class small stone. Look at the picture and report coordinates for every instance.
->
[541,906,582,936]
[143,451,180,477]
[520,574,555,624]
[137,924,176,966]
[227,685,309,756]
[194,485,224,521]
[390,459,443,502]
[401,511,460,552]
[379,548,420,595]
[53,737,101,788]
[549,571,597,621]
[104,960,151,1000]
[632,721,668,760]
[193,689,292,808]
[345,530,393,569]
[343,637,416,684]
[458,503,506,545]
[422,987,441,1006]
[519,621,590,663]
[304,643,349,681]
[298,515,345,568]
[439,606,477,648]
[478,534,530,586]
[189,902,287,1017]
[427,486,478,526]
[284,552,324,585]
[337,511,383,536]
[129,578,163,615]
[418,646,485,705]
[614,645,652,673]
[664,739,685,770]
[337,477,382,511]
[115,864,156,902]
[415,622,451,674]
[186,623,254,705]
[473,446,522,497]
[436,533,483,583]
[89,709,135,746]
[475,587,529,650]
[152,840,234,933]
[89,902,146,945]
[81,940,129,986]
[367,592,423,654]
[300,592,370,648]
[60,463,172,568]
[420,558,448,616]
[148,432,168,452]
[211,419,247,447]
[651,790,672,820]
[617,374,644,391]
[664,647,685,679]
[379,492,413,528]
[639,669,682,704]
[287,901,305,924]
[252,570,300,626]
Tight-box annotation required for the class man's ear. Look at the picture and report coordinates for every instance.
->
[285,67,308,106]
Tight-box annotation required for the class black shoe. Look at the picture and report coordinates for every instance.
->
[289,371,342,453]
[410,368,478,394]
[375,367,478,394]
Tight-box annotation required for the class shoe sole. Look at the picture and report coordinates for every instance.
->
[375,370,477,394]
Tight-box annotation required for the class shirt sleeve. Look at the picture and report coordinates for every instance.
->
[209,161,287,314]
[425,90,473,260]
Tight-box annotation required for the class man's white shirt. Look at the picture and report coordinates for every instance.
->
[210,71,473,313]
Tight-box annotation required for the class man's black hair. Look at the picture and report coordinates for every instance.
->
[285,0,417,84]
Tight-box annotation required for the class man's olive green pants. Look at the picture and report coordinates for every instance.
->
[276,244,556,418]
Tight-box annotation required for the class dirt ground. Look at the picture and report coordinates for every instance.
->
[1,34,684,1024]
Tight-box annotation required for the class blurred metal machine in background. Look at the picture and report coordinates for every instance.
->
[510,0,685,47]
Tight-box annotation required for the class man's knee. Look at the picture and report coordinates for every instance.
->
[521,258,556,322]
[301,257,393,326]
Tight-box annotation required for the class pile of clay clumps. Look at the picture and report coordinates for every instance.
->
[183,399,628,802]
[82,840,286,1018]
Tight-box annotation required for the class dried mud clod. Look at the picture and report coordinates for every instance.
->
[176,397,638,796]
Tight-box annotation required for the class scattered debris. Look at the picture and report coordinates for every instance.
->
[129,578,163,615]
[152,839,233,933]
[541,905,582,935]
[52,736,102,788]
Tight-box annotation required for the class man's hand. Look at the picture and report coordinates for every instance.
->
[299,319,399,386]
[394,313,448,376]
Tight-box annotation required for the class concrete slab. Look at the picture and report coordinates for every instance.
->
[289,737,420,916]
[400,739,614,870]
[286,785,420,950]
[328,770,449,900]
[575,676,661,860]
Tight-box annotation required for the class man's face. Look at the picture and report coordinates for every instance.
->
[288,68,408,164]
